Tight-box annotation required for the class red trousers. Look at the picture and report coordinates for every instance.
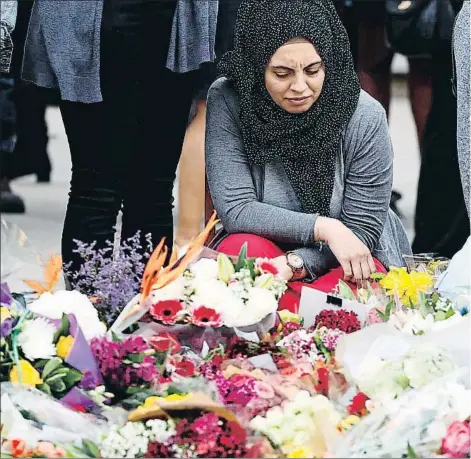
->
[217,234,387,313]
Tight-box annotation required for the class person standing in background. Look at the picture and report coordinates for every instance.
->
[21,0,218,282]
[0,0,26,214]
[413,0,469,258]
[176,0,242,251]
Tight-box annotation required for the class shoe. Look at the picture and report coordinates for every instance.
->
[0,179,26,213]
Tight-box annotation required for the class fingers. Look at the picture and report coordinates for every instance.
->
[367,255,376,276]
[341,259,353,281]
[351,259,363,281]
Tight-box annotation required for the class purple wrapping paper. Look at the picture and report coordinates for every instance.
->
[60,386,98,411]
[50,314,103,387]
[1,283,12,305]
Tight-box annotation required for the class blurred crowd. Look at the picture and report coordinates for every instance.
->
[0,0,469,261]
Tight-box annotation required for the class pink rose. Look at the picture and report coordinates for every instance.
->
[441,421,471,458]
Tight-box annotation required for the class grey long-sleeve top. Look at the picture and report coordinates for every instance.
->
[0,0,17,73]
[206,78,412,278]
[454,0,470,217]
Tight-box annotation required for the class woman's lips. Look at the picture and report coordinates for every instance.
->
[287,96,311,105]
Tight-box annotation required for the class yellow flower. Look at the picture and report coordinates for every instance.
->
[278,310,303,324]
[290,448,310,458]
[0,306,11,321]
[56,335,74,360]
[10,360,43,387]
[143,393,190,407]
[338,415,361,432]
[379,267,433,305]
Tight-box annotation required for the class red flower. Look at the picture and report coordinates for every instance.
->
[174,359,196,377]
[150,300,184,325]
[149,332,182,354]
[70,404,87,413]
[190,306,223,327]
[282,321,302,336]
[255,258,279,276]
[10,439,33,458]
[348,392,369,416]
[311,309,361,334]
[315,367,330,395]
[441,421,471,458]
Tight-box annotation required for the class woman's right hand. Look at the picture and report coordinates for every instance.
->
[315,216,376,281]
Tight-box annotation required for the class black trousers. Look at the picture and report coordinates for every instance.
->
[413,40,470,258]
[60,0,195,275]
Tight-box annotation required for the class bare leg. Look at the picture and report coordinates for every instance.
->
[176,99,207,247]
[407,57,432,145]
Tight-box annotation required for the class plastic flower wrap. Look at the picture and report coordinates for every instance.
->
[355,343,457,402]
[332,368,471,458]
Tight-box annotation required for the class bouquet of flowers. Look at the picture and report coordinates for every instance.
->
[148,244,286,329]
[1,284,103,408]
[100,392,267,458]
[333,368,471,458]
[355,343,458,403]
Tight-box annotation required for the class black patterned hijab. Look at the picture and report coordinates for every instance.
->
[218,0,360,216]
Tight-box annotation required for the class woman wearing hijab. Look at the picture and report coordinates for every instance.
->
[205,0,412,312]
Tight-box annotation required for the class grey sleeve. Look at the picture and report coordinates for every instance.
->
[205,84,318,246]
[293,104,393,278]
[0,1,18,73]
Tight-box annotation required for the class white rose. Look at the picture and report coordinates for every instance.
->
[230,287,277,327]
[190,279,236,314]
[17,317,56,360]
[150,276,186,302]
[28,290,106,341]
[189,258,218,281]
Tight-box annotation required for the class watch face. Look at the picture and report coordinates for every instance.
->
[287,253,304,269]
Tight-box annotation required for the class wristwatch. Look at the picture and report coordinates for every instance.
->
[286,252,305,280]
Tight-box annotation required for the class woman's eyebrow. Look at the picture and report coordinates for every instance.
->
[271,60,322,70]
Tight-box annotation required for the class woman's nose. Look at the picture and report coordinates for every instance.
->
[290,73,308,93]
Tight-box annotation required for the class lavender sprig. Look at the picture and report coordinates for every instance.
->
[65,231,153,326]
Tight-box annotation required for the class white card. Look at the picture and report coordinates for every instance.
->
[234,328,260,342]
[248,353,278,372]
[299,287,368,327]
[201,341,210,358]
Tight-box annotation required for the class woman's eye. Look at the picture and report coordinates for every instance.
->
[306,69,319,76]
[275,73,289,79]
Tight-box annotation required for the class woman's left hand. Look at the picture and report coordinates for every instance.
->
[270,256,295,282]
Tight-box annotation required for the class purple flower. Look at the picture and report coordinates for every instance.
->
[1,317,13,338]
[64,231,153,326]
[320,328,345,351]
[79,370,99,390]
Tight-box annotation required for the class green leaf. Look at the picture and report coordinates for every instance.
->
[434,310,447,322]
[63,367,83,387]
[235,243,248,271]
[246,258,256,279]
[406,442,419,458]
[37,383,52,396]
[53,314,70,342]
[82,440,101,458]
[126,353,145,364]
[370,272,386,281]
[337,280,356,300]
[42,357,63,379]
[444,308,456,319]
[111,331,122,343]
[45,370,69,384]
[49,378,67,393]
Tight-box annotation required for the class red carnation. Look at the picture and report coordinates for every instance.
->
[149,332,182,354]
[311,309,361,334]
[255,258,280,276]
[190,306,223,327]
[175,359,197,377]
[282,321,302,336]
[348,392,369,416]
[70,404,87,413]
[150,300,184,325]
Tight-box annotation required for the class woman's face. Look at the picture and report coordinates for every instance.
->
[264,40,325,114]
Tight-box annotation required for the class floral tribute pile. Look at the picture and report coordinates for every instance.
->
[0,217,470,458]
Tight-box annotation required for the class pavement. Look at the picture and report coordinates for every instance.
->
[2,56,420,290]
